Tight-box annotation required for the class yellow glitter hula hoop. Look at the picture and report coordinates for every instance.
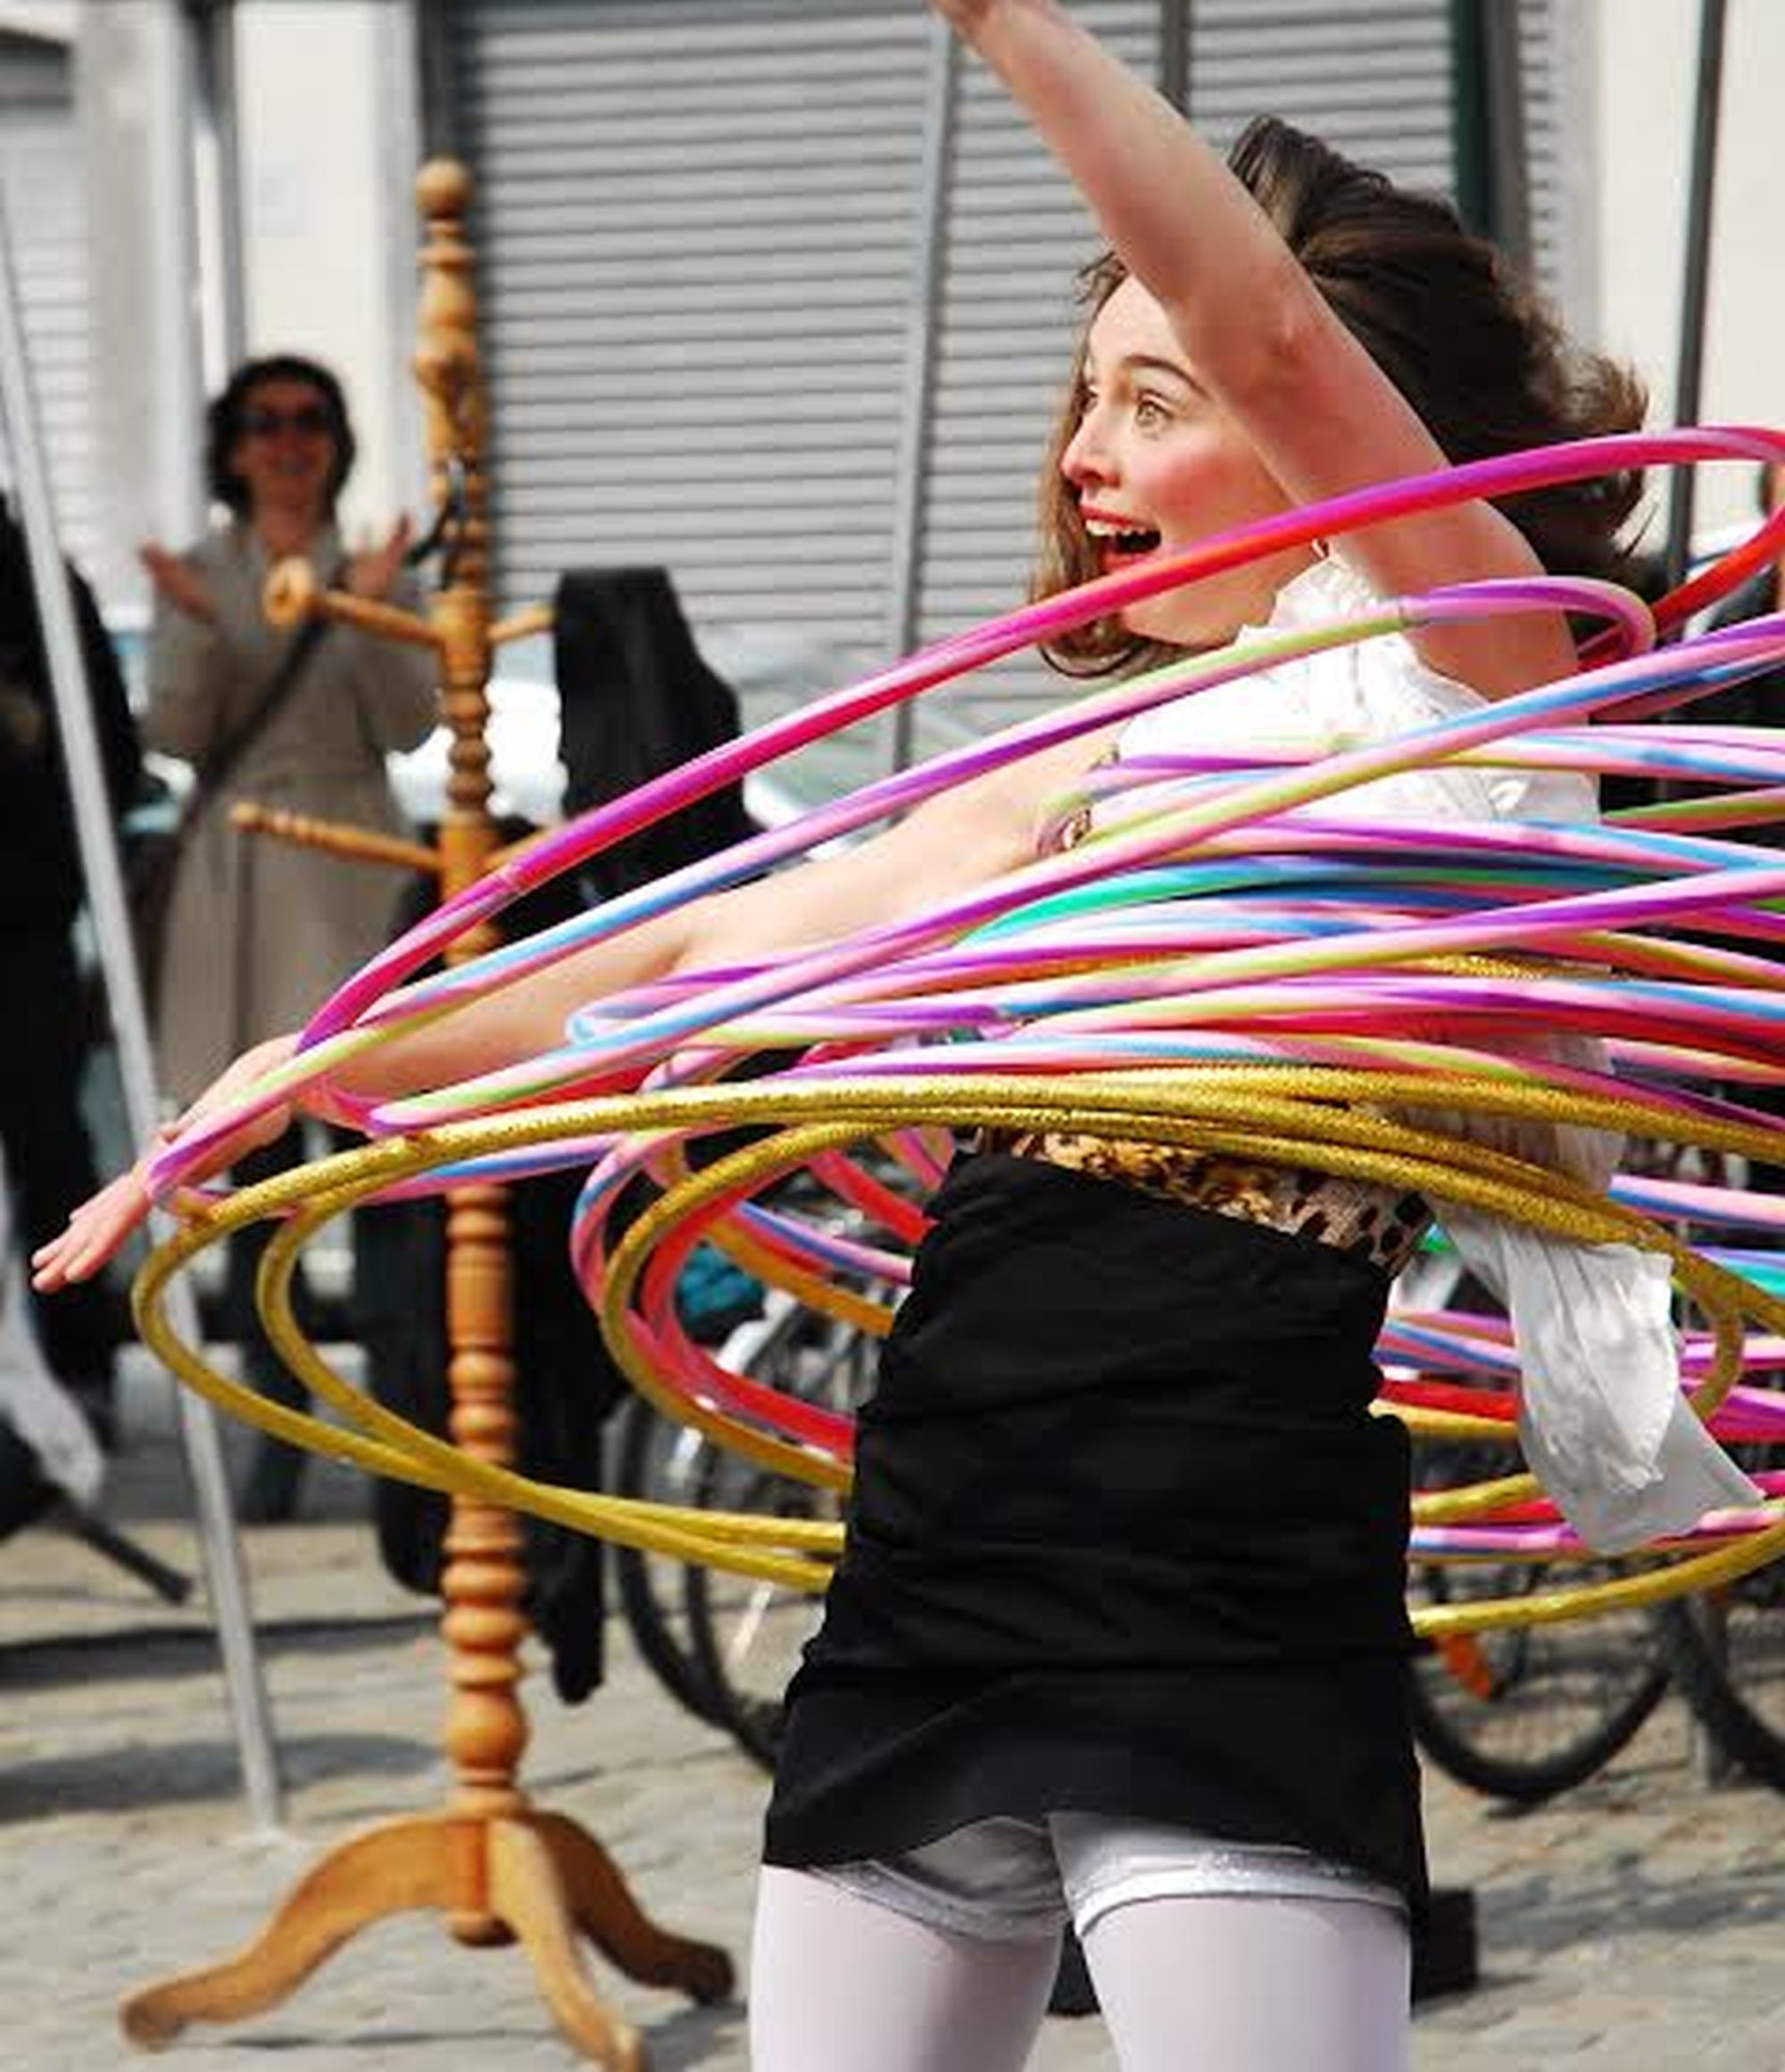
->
[131,1066,1785,1633]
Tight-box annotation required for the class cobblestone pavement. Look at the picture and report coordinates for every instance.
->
[6,1367,1785,2071]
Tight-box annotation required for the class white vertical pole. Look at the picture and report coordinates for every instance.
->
[0,179,284,1833]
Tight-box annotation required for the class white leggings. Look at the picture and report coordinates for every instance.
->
[749,1861,1410,2072]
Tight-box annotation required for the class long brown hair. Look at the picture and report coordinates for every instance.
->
[1034,116,1648,675]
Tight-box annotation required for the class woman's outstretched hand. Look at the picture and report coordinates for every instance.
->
[138,541,217,624]
[345,514,415,602]
[30,1034,305,1293]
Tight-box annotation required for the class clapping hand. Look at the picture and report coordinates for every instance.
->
[345,514,415,602]
[138,541,217,624]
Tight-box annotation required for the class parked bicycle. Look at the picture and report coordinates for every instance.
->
[1391,1238,1674,1803]
[1396,1169,1785,1807]
[612,1156,1785,1802]
[609,1177,892,1771]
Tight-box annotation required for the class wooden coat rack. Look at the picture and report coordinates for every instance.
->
[119,161,732,2071]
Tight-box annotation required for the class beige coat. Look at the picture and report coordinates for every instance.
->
[145,521,438,1103]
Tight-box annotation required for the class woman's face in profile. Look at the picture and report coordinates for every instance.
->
[228,379,336,521]
[1059,278,1310,648]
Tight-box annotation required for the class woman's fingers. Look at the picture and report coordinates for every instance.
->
[345,514,413,601]
[30,1113,277,1292]
[137,541,214,621]
[29,1170,153,1290]
[33,1033,309,1294]
[30,1103,290,1294]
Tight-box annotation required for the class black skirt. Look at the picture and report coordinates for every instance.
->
[763,1150,1427,1916]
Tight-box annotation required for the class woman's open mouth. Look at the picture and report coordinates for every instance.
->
[1083,515,1161,570]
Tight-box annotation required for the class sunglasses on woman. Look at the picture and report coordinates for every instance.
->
[241,404,332,440]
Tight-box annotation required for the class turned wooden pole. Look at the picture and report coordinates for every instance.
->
[409,160,536,1933]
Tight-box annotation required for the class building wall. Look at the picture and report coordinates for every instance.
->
[232,0,423,549]
[436,0,1480,708]
[1591,0,1785,542]
[0,22,101,570]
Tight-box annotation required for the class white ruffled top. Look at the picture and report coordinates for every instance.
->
[1108,553,1758,1553]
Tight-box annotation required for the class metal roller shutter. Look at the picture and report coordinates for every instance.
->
[453,0,935,664]
[447,0,1562,739]
[0,30,98,574]
[1518,0,1569,304]
[917,3,1158,728]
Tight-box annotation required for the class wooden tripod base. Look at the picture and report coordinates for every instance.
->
[118,1806,735,2068]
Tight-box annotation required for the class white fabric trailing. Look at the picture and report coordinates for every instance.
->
[1107,555,1761,1552]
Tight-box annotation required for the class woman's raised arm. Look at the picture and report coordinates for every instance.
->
[934,0,1575,694]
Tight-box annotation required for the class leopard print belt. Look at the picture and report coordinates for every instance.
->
[978,1128,1433,1279]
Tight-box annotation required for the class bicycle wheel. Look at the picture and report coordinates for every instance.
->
[685,1453,831,1771]
[1655,1567,1785,1790]
[1408,1559,1669,1802]
[684,1307,871,1770]
[608,1390,726,1728]
[1397,1260,1670,1803]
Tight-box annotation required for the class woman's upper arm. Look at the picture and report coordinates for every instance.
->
[1212,292,1527,578]
[144,595,228,760]
[344,569,441,752]
[680,730,1102,972]
[339,741,1077,1101]
[1166,259,1575,701]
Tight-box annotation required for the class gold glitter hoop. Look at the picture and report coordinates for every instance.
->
[131,1066,1785,1627]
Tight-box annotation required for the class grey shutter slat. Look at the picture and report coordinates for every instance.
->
[453,0,932,692]
[0,34,98,577]
[1518,0,1566,300]
[1188,2,1454,187]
